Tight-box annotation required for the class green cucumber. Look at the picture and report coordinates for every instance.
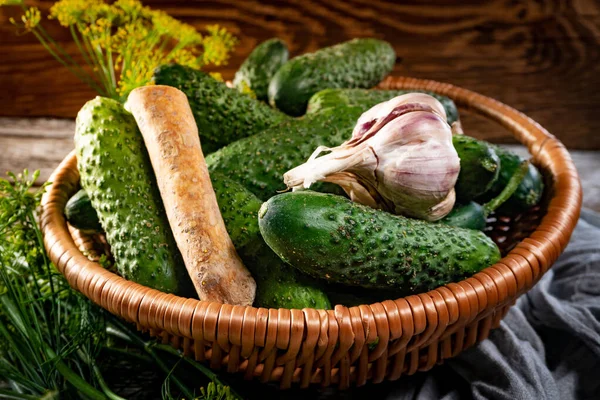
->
[205,105,364,200]
[65,175,330,309]
[268,38,396,116]
[153,63,290,154]
[259,191,501,293]
[476,145,544,214]
[307,88,460,125]
[75,97,193,296]
[452,134,500,201]
[210,176,331,309]
[233,38,289,101]
[441,160,529,230]
[65,189,102,233]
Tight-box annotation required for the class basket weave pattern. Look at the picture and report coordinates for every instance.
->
[41,77,582,389]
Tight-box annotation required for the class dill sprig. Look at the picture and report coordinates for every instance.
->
[2,0,237,101]
[0,172,243,399]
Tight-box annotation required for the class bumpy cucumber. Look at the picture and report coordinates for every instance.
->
[205,106,365,200]
[65,189,102,233]
[452,134,500,201]
[75,97,193,295]
[210,175,331,309]
[259,191,501,293]
[307,88,460,125]
[477,145,544,214]
[268,38,396,116]
[153,63,289,153]
[65,176,330,309]
[233,38,289,101]
[442,160,529,230]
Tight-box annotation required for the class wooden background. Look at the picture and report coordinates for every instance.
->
[1,0,599,149]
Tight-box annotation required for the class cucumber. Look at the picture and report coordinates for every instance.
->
[233,38,289,101]
[452,134,500,201]
[442,161,529,230]
[307,88,460,125]
[258,191,501,293]
[65,189,102,233]
[153,63,290,154]
[65,174,330,309]
[210,176,331,309]
[268,38,396,116]
[75,97,193,296]
[476,145,544,214]
[205,105,364,200]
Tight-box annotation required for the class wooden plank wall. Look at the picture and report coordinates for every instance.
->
[1,0,599,149]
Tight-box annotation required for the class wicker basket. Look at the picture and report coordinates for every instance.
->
[41,76,582,389]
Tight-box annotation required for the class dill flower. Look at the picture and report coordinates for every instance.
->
[9,6,40,32]
[5,0,238,101]
[203,24,238,66]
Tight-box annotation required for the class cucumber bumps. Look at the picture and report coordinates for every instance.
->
[75,97,193,295]
[268,38,396,116]
[211,176,331,309]
[153,64,289,154]
[206,106,365,200]
[259,192,501,294]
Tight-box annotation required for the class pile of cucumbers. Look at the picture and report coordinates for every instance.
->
[68,38,544,309]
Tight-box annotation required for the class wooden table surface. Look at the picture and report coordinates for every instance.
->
[1,0,599,210]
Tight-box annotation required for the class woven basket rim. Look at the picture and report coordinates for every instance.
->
[40,75,583,387]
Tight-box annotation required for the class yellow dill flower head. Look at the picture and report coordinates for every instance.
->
[209,72,224,82]
[237,79,257,99]
[202,25,237,66]
[169,48,203,70]
[9,7,41,32]
[114,0,144,16]
[49,0,101,27]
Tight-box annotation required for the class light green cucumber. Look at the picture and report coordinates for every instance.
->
[75,97,193,296]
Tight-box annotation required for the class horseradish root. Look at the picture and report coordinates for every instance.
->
[126,85,256,305]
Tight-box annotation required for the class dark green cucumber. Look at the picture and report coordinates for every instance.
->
[268,38,396,116]
[259,191,501,293]
[65,189,102,233]
[233,38,289,101]
[441,202,486,231]
[452,134,500,201]
[306,88,460,125]
[153,63,289,153]
[75,97,193,296]
[477,145,544,214]
[442,161,529,230]
[205,106,365,200]
[65,176,330,309]
[210,175,331,309]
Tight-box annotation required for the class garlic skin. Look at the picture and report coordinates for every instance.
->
[283,93,460,221]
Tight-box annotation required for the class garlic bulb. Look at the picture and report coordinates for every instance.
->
[283,93,460,221]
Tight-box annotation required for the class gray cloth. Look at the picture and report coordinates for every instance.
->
[256,210,600,399]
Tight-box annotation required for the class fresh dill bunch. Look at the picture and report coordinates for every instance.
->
[2,0,238,101]
[0,172,245,398]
